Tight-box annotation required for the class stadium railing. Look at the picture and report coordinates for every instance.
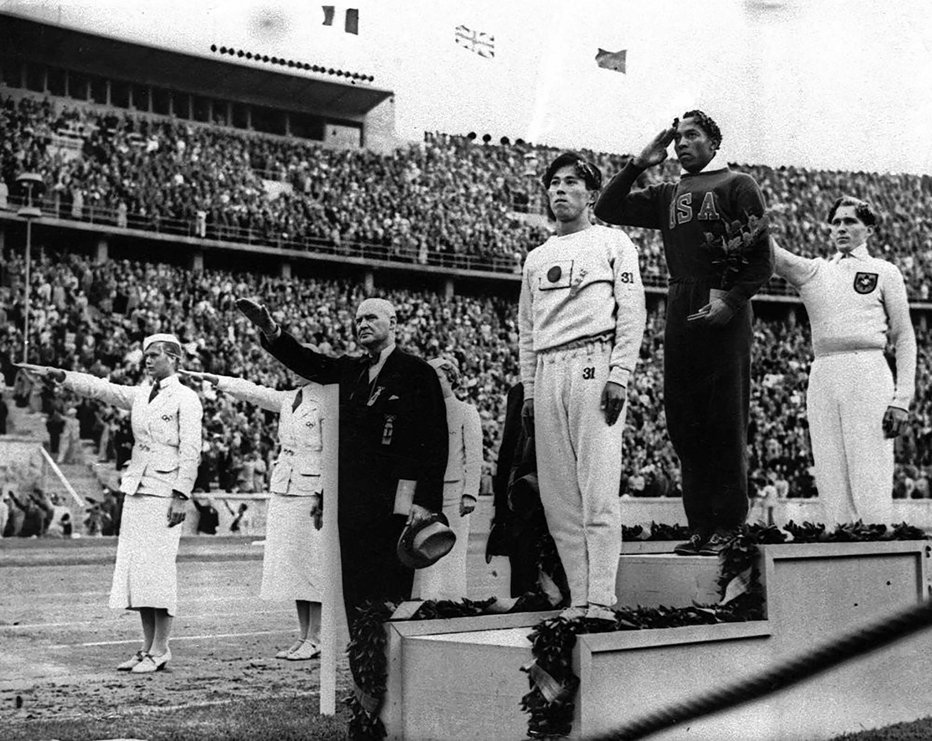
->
[1,196,809,296]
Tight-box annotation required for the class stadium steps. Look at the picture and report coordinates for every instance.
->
[1,394,110,503]
[87,448,122,492]
[3,393,47,440]
[56,451,109,504]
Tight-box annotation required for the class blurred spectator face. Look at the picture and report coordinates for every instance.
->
[830,205,873,253]
[674,117,717,173]
[354,299,395,353]
[144,342,176,381]
[546,165,594,224]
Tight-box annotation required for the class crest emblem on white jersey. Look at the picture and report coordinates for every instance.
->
[853,272,878,294]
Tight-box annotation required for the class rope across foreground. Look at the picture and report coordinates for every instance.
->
[587,598,932,741]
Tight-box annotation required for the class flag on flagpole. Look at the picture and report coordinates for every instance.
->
[345,8,359,34]
[455,25,495,59]
[595,48,627,73]
[322,6,359,34]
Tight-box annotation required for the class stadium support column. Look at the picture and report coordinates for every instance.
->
[280,261,292,280]
[190,250,204,272]
[363,269,374,296]
[95,238,108,264]
[444,278,454,300]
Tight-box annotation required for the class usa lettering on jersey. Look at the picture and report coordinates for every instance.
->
[669,191,722,228]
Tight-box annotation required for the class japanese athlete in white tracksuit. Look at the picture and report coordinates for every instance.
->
[518,153,646,613]
[774,197,915,525]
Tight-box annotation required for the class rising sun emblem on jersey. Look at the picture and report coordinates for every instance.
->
[853,272,878,294]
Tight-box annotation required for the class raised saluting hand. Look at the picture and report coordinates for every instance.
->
[16,363,66,383]
[632,122,678,169]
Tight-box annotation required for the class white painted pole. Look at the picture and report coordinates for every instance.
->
[319,383,345,715]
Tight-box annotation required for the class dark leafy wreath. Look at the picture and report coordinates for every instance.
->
[344,592,555,740]
[345,521,926,740]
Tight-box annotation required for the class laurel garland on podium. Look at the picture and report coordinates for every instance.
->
[344,521,926,740]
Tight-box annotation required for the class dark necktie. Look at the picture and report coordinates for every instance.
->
[292,387,303,412]
[148,382,160,403]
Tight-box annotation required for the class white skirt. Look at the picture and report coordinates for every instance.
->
[260,494,323,602]
[109,494,182,616]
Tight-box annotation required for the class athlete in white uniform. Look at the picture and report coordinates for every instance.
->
[774,196,915,525]
[518,152,646,622]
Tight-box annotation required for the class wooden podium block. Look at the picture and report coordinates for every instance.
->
[616,552,722,608]
[381,540,931,741]
[383,611,558,741]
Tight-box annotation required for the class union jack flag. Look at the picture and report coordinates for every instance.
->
[454,25,495,59]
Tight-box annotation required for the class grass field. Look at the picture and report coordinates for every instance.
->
[3,535,931,740]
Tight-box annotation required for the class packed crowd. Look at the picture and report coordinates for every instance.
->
[2,247,931,508]
[3,92,932,296]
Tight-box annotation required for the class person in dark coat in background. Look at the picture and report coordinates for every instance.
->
[487,382,567,603]
[46,405,66,456]
[487,382,537,596]
[192,495,219,535]
[237,296,448,632]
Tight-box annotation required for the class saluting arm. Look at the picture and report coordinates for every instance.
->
[772,239,818,288]
[62,370,138,410]
[595,127,676,227]
[262,328,342,385]
[215,376,287,414]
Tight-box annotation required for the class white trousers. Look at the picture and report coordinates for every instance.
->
[534,339,623,607]
[411,481,471,601]
[807,351,894,526]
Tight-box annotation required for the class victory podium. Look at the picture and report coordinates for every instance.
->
[379,539,930,740]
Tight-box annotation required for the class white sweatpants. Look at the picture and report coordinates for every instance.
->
[534,339,624,607]
[807,351,894,526]
[411,481,471,601]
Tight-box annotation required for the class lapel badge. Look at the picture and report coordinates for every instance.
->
[368,386,384,406]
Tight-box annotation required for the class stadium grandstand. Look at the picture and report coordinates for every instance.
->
[2,11,932,539]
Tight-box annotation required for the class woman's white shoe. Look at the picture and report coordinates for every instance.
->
[285,640,321,661]
[276,639,305,659]
[131,649,172,673]
[116,650,147,671]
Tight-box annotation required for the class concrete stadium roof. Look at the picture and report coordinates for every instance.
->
[0,12,393,119]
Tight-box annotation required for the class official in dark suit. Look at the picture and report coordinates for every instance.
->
[236,297,448,631]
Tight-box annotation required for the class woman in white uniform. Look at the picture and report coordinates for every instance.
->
[412,357,482,600]
[20,333,202,673]
[182,369,324,661]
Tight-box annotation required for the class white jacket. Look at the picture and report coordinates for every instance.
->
[216,377,324,496]
[64,372,202,497]
[442,398,482,498]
